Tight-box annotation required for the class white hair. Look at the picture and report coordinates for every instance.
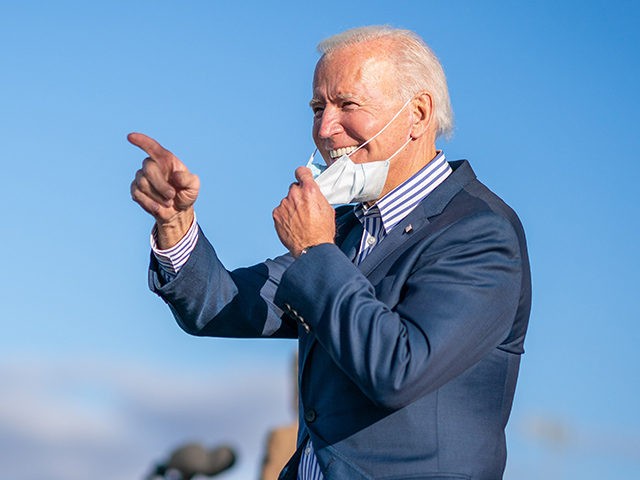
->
[317,26,454,139]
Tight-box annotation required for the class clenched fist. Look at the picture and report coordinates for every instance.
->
[273,166,336,257]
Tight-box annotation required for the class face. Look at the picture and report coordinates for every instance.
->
[310,42,412,167]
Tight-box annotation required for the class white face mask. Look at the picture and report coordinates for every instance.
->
[307,97,413,205]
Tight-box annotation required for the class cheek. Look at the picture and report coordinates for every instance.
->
[344,114,380,143]
[312,130,322,154]
[312,116,324,141]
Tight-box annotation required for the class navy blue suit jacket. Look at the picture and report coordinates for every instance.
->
[149,160,531,480]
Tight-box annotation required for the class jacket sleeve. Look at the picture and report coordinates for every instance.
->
[149,227,298,339]
[273,211,524,409]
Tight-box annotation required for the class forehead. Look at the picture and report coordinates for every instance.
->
[312,42,397,99]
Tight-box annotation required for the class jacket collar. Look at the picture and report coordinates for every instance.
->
[352,160,477,276]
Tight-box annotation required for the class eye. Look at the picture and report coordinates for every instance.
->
[342,101,358,110]
[310,103,325,118]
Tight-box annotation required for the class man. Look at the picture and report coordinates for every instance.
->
[130,26,531,480]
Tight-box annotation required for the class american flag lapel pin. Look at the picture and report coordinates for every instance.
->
[404,224,413,234]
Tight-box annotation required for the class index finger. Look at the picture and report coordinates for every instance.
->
[127,132,176,168]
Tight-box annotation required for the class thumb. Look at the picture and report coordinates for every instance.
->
[170,170,200,191]
[170,170,200,210]
[294,166,315,186]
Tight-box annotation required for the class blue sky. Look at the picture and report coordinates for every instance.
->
[1,1,639,479]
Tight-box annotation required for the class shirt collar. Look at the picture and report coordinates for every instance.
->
[354,151,451,233]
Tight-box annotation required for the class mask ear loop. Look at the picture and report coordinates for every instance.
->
[385,135,413,162]
[308,148,318,164]
[348,95,414,158]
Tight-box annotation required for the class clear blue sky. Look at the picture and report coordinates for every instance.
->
[1,1,638,479]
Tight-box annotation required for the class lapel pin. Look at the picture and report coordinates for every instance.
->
[404,224,413,234]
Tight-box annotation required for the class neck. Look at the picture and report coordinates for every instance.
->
[377,140,437,200]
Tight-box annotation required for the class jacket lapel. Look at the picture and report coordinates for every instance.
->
[357,160,476,277]
[334,205,362,261]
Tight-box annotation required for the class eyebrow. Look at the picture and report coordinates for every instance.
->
[309,92,361,108]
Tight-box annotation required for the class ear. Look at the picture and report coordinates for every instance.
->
[409,91,434,140]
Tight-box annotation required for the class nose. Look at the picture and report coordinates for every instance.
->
[315,105,344,140]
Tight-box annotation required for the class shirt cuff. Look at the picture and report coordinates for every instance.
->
[150,213,199,275]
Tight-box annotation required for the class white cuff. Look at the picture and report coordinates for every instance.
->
[150,214,199,274]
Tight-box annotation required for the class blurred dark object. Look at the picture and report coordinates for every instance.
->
[146,443,236,479]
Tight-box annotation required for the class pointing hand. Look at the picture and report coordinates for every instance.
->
[129,132,200,248]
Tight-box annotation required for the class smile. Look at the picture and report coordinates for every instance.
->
[329,146,359,159]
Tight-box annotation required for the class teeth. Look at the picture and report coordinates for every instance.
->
[329,146,358,159]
